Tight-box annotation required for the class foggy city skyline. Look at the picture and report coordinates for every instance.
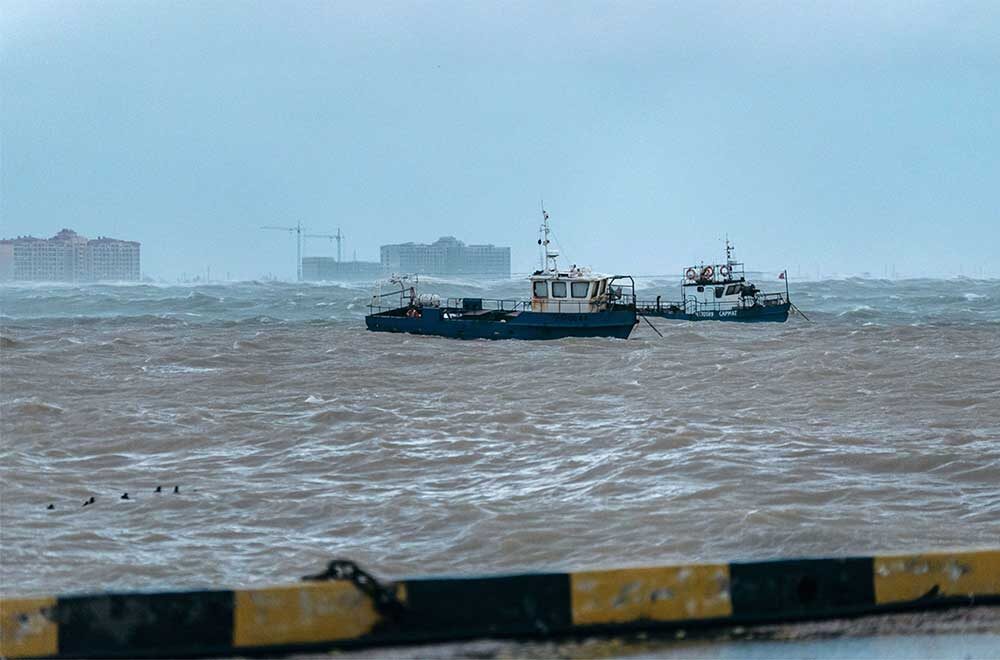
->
[3,2,999,281]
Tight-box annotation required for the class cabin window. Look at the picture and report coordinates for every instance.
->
[725,284,739,295]
[551,281,568,298]
[571,281,590,298]
[697,286,704,293]
[533,281,547,298]
[590,282,598,297]
[598,280,607,297]
[715,286,725,299]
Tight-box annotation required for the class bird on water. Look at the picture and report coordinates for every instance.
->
[82,496,95,507]
[121,493,130,500]
[155,486,162,493]
[173,486,179,493]
[47,504,55,510]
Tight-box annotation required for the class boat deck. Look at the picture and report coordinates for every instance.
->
[636,293,790,322]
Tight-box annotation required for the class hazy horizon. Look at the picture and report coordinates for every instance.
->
[3,2,998,280]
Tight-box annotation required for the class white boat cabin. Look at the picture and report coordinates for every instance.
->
[682,274,759,307]
[529,210,625,313]
[529,267,616,313]
[680,240,760,307]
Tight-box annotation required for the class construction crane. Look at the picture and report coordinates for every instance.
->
[261,221,306,281]
[304,227,344,263]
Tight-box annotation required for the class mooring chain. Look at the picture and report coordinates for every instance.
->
[302,559,405,619]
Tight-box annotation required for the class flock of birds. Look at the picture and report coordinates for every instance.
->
[46,486,180,510]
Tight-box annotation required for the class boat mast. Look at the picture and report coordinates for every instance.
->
[539,204,559,273]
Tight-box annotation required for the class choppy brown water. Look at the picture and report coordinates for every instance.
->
[2,279,999,596]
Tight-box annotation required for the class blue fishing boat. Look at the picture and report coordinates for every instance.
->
[638,240,792,322]
[365,212,638,340]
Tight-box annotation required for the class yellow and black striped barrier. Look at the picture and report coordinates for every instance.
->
[2,549,997,658]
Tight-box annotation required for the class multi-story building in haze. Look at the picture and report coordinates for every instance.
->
[0,229,140,282]
[380,236,511,279]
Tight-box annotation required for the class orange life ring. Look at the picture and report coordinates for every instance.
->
[685,268,697,280]
[701,265,715,280]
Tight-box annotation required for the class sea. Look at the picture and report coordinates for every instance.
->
[1,277,998,597]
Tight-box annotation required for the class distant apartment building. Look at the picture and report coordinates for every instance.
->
[0,229,140,282]
[301,257,384,281]
[380,236,511,278]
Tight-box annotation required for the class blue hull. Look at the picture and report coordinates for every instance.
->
[640,303,790,323]
[366,307,637,340]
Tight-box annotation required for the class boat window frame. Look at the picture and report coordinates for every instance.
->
[551,281,568,298]
[725,284,739,296]
[715,286,725,299]
[598,280,607,297]
[571,281,590,298]
[532,280,547,298]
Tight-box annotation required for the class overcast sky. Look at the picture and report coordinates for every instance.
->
[3,1,998,280]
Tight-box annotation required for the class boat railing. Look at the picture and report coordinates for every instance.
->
[636,291,788,315]
[531,300,620,313]
[608,275,637,309]
[367,302,406,314]
[445,298,619,314]
[368,275,417,313]
[368,296,629,315]
[635,298,685,312]
[688,293,788,314]
[444,298,533,313]
[757,292,788,306]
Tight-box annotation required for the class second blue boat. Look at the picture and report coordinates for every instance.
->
[638,239,792,323]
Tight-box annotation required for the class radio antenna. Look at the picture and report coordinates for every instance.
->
[538,202,558,273]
